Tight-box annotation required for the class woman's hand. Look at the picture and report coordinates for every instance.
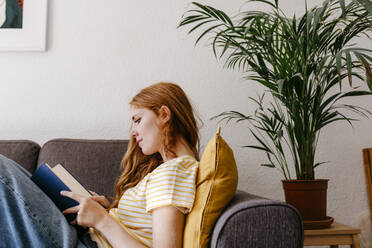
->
[89,191,111,209]
[61,191,108,228]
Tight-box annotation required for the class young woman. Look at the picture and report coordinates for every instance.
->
[0,82,200,248]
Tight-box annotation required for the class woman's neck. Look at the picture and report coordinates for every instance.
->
[160,139,195,161]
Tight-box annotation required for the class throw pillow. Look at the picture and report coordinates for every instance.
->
[183,127,238,248]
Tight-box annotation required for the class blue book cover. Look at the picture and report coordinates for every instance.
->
[30,163,89,222]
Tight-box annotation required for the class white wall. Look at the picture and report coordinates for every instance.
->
[0,0,371,228]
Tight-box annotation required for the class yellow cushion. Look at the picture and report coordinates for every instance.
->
[183,127,238,248]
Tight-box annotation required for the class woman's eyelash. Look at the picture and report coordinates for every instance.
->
[134,118,141,124]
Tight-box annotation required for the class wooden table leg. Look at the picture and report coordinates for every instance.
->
[352,234,360,248]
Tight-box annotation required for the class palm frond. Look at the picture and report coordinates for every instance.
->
[180,0,372,180]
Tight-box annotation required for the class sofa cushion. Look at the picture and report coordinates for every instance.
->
[37,139,128,200]
[183,127,238,248]
[0,140,40,173]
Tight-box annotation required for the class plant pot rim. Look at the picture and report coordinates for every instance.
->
[282,179,329,183]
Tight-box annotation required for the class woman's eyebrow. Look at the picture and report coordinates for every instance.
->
[131,110,144,120]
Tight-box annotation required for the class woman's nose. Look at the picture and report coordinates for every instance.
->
[131,128,138,137]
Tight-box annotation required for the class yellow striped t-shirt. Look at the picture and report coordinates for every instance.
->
[89,155,199,248]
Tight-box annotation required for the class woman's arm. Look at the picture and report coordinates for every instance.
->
[152,205,185,248]
[99,205,185,248]
[61,191,185,248]
[95,212,147,248]
[61,191,147,248]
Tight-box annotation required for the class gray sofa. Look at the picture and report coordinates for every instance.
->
[0,139,304,248]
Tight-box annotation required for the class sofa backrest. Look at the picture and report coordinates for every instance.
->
[0,139,129,200]
[0,140,41,173]
[37,139,129,200]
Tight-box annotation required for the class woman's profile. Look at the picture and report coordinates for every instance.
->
[0,82,200,248]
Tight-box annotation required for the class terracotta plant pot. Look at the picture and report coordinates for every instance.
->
[282,179,329,221]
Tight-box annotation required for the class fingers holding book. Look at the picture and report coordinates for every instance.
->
[61,190,84,202]
[62,205,79,215]
[89,191,111,209]
[61,205,79,225]
[61,190,109,228]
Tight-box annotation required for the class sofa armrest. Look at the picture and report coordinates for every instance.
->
[0,140,40,173]
[210,190,303,248]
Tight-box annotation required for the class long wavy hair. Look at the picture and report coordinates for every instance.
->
[110,82,200,209]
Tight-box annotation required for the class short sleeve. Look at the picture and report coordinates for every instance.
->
[145,157,198,214]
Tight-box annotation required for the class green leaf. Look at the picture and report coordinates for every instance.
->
[318,92,340,113]
[345,51,353,87]
[354,0,372,15]
[248,0,279,9]
[243,145,271,152]
[367,69,372,91]
[216,8,234,27]
[192,2,231,25]
[277,79,285,94]
[356,52,372,91]
[339,104,372,117]
[188,19,216,34]
[261,164,276,168]
[195,24,225,45]
[339,90,372,97]
[340,0,346,17]
[314,161,328,168]
[336,52,342,83]
[178,15,209,27]
[250,130,272,153]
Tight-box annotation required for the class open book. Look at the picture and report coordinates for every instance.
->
[31,163,92,221]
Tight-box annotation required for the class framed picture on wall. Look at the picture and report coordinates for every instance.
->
[0,0,47,51]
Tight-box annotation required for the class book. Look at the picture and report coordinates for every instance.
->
[31,163,92,221]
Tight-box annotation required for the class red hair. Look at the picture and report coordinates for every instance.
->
[110,82,200,209]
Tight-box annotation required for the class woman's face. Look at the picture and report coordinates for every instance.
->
[130,105,163,155]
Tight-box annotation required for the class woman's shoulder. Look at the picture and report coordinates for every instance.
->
[163,155,199,169]
[151,155,199,175]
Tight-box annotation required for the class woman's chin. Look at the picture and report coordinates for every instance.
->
[141,148,157,156]
[139,147,150,155]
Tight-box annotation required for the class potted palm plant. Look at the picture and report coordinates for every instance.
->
[179,0,372,227]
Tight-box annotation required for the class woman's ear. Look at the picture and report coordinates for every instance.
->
[159,105,171,124]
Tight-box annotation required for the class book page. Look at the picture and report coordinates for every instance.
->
[52,164,91,197]
[44,163,52,169]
